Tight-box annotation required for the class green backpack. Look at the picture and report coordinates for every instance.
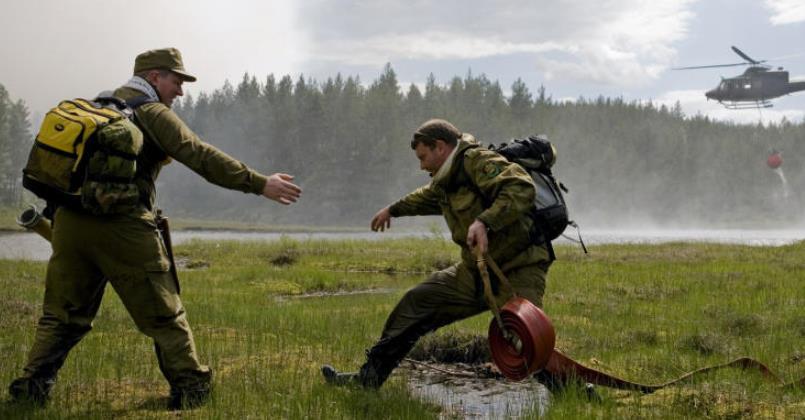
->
[22,96,154,215]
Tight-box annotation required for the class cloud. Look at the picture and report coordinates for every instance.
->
[297,0,697,86]
[313,32,563,65]
[0,1,303,113]
[764,0,805,25]
[653,89,805,124]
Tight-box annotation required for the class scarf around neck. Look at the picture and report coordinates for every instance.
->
[431,143,460,186]
[122,76,160,103]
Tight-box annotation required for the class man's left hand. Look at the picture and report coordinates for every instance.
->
[467,219,488,255]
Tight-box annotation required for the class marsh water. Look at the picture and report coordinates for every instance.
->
[2,228,803,261]
[403,362,550,419]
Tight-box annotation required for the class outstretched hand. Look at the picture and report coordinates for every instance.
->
[467,219,488,256]
[371,206,392,232]
[262,173,302,205]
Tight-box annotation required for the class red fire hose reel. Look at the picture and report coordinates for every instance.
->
[488,297,555,380]
[475,251,555,381]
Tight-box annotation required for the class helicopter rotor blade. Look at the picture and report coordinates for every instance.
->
[672,62,752,70]
[767,51,805,62]
[731,46,764,65]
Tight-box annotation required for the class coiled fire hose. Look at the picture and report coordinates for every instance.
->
[475,248,804,391]
[476,249,555,380]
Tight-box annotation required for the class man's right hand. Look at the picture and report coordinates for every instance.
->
[262,173,302,205]
[371,206,392,232]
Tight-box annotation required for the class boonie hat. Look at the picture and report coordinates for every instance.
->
[133,48,197,82]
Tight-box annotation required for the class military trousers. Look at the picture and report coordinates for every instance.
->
[17,207,210,391]
[363,244,550,383]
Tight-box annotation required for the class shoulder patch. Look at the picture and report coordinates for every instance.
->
[482,161,503,179]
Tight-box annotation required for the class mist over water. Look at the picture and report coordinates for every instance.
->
[3,226,803,262]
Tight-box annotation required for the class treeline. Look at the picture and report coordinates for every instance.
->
[168,65,805,227]
[0,85,32,206]
[3,66,805,228]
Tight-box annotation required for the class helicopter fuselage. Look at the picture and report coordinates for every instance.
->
[705,66,805,104]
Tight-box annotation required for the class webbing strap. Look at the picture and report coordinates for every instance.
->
[475,249,506,334]
[483,252,517,299]
[476,249,523,352]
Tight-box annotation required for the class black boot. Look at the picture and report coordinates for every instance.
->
[322,356,394,390]
[321,365,360,386]
[167,382,211,410]
[8,376,55,406]
[357,358,391,389]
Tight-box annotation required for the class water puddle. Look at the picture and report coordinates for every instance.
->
[403,361,550,418]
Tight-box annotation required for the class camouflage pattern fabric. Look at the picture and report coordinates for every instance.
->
[81,115,143,214]
[360,135,552,387]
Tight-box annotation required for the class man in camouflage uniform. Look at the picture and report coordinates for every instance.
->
[8,48,302,409]
[322,118,551,388]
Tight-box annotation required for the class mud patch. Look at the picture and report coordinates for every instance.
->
[279,288,395,299]
[270,248,299,266]
[408,331,491,365]
[402,361,549,418]
[175,256,210,270]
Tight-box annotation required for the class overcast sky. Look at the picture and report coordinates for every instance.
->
[1,0,804,125]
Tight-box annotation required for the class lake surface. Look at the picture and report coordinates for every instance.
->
[1,228,803,261]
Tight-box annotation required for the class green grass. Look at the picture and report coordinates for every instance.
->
[0,238,803,418]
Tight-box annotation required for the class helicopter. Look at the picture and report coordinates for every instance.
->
[673,46,805,109]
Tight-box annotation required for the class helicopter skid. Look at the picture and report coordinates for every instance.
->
[721,100,773,110]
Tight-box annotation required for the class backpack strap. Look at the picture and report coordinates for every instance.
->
[449,145,490,204]
[93,95,156,110]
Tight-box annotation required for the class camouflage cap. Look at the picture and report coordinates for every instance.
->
[133,48,197,82]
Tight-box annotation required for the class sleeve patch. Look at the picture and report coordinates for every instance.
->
[482,162,503,178]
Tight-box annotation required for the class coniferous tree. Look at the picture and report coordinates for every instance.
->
[40,66,802,228]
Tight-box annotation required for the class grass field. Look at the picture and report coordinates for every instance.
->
[0,237,803,419]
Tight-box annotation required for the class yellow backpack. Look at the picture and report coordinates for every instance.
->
[22,96,154,215]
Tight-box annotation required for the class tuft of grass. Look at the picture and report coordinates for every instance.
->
[408,329,490,364]
[723,313,764,337]
[679,332,732,356]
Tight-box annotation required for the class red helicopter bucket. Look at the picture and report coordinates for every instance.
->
[488,297,556,381]
[767,151,782,169]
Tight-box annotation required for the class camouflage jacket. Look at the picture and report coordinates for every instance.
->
[113,87,268,216]
[389,135,548,269]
